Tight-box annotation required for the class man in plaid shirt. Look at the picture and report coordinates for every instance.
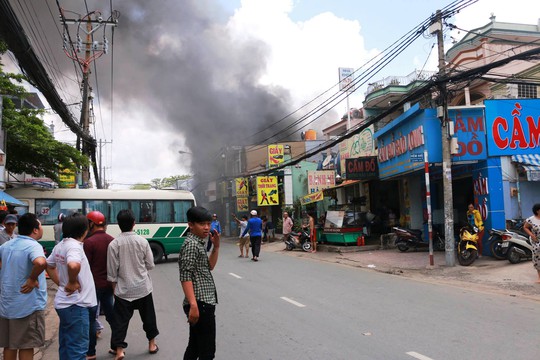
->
[179,206,220,359]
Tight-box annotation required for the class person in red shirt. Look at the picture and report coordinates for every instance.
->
[84,211,114,360]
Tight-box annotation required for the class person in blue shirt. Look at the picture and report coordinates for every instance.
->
[206,214,222,252]
[0,213,47,360]
[241,210,263,261]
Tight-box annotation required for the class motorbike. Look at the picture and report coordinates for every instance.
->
[488,219,526,260]
[393,226,444,252]
[284,228,312,252]
[457,224,479,266]
[488,228,509,260]
[501,228,533,264]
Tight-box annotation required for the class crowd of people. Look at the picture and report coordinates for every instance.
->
[0,205,222,360]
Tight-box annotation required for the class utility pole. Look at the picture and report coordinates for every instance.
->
[98,139,112,189]
[431,10,455,266]
[60,8,117,188]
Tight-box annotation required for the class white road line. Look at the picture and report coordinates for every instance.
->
[406,351,434,360]
[280,296,306,308]
[228,272,242,279]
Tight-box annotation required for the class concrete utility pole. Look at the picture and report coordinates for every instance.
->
[431,10,455,266]
[60,8,117,188]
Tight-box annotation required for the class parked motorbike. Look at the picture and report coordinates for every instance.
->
[457,224,478,266]
[488,228,509,260]
[393,226,444,252]
[284,228,312,252]
[488,219,526,260]
[501,228,533,264]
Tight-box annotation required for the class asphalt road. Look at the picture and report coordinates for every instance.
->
[41,239,539,360]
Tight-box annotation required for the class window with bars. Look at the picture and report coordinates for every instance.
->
[517,84,538,98]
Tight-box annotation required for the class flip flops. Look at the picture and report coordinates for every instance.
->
[149,345,159,354]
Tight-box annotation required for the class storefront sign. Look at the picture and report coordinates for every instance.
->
[485,99,540,156]
[236,197,249,212]
[307,170,335,193]
[338,67,355,92]
[448,107,487,161]
[59,168,76,188]
[375,105,442,179]
[256,176,278,206]
[267,145,284,167]
[339,125,376,175]
[235,177,249,196]
[345,157,378,179]
[300,191,324,205]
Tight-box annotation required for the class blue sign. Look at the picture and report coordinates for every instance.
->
[485,99,540,156]
[375,104,442,179]
[448,107,487,161]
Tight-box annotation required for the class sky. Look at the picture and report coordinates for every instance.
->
[4,0,540,188]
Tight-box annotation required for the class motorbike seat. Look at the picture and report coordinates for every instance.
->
[512,229,529,238]
[406,228,423,236]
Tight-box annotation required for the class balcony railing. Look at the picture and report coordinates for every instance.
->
[365,70,436,95]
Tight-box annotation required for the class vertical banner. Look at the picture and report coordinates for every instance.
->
[235,177,249,196]
[256,176,279,206]
[267,144,284,168]
[338,67,355,93]
[236,197,248,212]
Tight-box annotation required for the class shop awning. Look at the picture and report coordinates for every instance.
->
[0,191,27,206]
[512,154,540,181]
[323,180,361,191]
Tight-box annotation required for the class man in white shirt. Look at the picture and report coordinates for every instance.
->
[46,213,97,360]
[107,209,159,360]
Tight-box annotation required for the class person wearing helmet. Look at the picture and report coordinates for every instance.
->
[53,213,65,244]
[241,210,263,261]
[83,211,114,360]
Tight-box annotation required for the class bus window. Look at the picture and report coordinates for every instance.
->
[173,200,192,223]
[109,200,129,224]
[155,201,172,223]
[85,200,108,218]
[132,200,154,223]
[35,199,83,225]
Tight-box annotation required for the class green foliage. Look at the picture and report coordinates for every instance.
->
[148,175,192,189]
[130,183,152,190]
[1,43,87,184]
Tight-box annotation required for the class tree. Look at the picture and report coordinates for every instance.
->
[145,175,192,190]
[1,42,87,184]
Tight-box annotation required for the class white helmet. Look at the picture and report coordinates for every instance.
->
[250,210,257,216]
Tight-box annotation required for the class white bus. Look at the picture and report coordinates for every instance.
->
[6,188,196,262]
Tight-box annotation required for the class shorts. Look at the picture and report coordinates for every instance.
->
[239,236,250,248]
[0,310,45,349]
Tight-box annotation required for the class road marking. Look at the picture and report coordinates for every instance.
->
[280,296,306,307]
[406,351,434,360]
[228,272,242,279]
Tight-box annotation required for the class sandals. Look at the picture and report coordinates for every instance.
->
[149,344,159,354]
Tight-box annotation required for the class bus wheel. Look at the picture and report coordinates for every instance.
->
[150,243,164,263]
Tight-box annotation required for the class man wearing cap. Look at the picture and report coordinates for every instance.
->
[0,214,18,245]
[241,210,263,261]
[206,213,222,252]
[84,211,114,359]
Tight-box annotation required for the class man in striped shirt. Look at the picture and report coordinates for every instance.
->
[107,209,159,360]
[179,206,220,360]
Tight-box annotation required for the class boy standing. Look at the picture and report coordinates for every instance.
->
[46,213,97,360]
[179,206,220,360]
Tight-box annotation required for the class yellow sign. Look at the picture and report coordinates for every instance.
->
[237,197,249,212]
[59,168,76,188]
[256,176,279,206]
[235,178,249,196]
[300,191,324,205]
[267,144,284,167]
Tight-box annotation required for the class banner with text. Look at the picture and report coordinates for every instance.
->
[235,177,249,196]
[256,176,279,206]
[307,170,335,193]
[267,144,284,167]
[300,191,324,205]
[236,197,249,212]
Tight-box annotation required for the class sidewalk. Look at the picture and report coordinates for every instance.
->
[262,239,540,301]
